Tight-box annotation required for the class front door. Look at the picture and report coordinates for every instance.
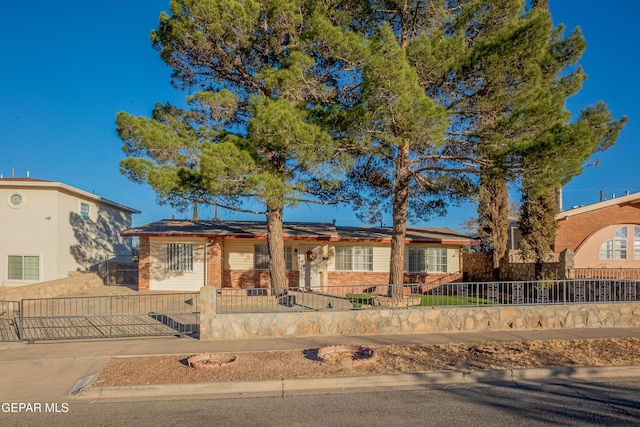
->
[299,245,321,289]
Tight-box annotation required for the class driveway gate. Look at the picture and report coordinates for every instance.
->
[0,300,21,342]
[12,293,199,342]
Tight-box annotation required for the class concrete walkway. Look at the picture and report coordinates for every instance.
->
[1,327,639,402]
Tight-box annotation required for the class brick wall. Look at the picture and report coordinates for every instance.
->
[207,237,224,288]
[222,270,300,288]
[137,237,150,291]
[218,269,450,290]
[556,203,640,253]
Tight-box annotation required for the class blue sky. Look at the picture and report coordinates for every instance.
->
[1,1,636,229]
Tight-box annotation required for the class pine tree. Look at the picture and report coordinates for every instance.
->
[515,1,627,278]
[118,0,343,290]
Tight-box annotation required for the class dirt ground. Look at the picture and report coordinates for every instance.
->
[95,338,640,387]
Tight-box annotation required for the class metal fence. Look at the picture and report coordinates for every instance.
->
[14,293,199,342]
[0,300,21,342]
[216,279,640,313]
[574,268,640,280]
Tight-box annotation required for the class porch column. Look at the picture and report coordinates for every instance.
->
[207,237,224,288]
[137,236,150,291]
[321,243,329,288]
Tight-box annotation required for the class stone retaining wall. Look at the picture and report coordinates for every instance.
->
[199,286,640,340]
[0,273,104,300]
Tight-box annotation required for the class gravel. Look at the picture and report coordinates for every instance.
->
[94,338,640,387]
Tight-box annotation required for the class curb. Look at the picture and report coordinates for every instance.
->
[77,366,640,400]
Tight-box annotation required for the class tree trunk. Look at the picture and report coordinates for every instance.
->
[266,207,287,294]
[389,139,411,299]
[478,164,509,281]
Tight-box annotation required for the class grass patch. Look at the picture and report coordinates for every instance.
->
[417,295,493,306]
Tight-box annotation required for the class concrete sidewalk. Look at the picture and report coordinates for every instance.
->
[0,327,638,402]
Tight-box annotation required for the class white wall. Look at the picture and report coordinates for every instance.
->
[0,184,135,286]
[149,237,206,291]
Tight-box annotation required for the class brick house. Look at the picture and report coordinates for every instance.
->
[555,192,640,269]
[121,219,475,292]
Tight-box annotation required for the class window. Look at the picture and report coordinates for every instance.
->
[599,226,627,260]
[404,247,447,273]
[80,202,89,220]
[635,226,640,260]
[335,246,373,271]
[9,193,23,207]
[165,243,193,272]
[285,246,293,270]
[406,247,427,273]
[254,245,269,270]
[426,248,447,273]
[254,245,293,270]
[7,255,39,280]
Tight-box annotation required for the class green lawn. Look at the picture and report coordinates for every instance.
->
[417,295,493,306]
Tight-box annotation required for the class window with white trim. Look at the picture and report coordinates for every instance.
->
[165,243,193,272]
[427,248,447,272]
[80,202,89,220]
[335,246,373,271]
[254,245,293,270]
[7,255,39,280]
[599,226,627,260]
[404,247,447,273]
[634,226,640,260]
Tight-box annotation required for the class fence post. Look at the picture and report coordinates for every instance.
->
[109,296,113,337]
[392,284,395,309]
[18,300,24,342]
[476,282,479,307]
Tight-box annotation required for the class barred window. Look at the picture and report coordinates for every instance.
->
[254,245,293,270]
[7,255,39,280]
[166,243,193,272]
[335,246,372,271]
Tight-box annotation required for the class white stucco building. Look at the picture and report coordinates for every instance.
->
[0,177,139,286]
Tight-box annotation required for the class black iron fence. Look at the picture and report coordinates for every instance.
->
[1,293,199,342]
[216,279,640,313]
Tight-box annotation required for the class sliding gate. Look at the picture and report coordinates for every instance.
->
[0,300,21,342]
[16,293,199,342]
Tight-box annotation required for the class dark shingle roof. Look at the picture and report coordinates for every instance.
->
[122,219,474,244]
